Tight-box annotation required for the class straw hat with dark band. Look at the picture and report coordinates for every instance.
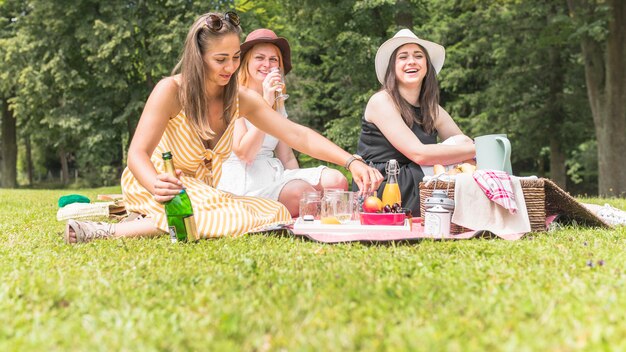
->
[240,28,292,74]
[375,29,445,84]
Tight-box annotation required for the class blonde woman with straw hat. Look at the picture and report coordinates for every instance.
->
[355,29,475,216]
[217,29,348,217]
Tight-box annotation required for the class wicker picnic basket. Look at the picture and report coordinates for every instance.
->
[419,178,547,234]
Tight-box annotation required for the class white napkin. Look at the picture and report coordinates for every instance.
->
[451,173,531,236]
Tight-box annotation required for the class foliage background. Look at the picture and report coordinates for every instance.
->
[1,0,619,195]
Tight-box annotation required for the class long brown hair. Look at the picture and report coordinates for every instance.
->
[238,43,287,108]
[383,44,439,134]
[172,12,242,140]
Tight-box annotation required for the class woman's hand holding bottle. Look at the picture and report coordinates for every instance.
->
[152,169,183,203]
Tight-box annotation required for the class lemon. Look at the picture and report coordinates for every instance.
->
[320,216,341,225]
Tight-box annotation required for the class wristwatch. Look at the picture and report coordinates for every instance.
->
[344,154,365,170]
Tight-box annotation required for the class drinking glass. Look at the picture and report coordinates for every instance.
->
[270,67,289,101]
[326,189,361,220]
[321,190,354,224]
[299,191,322,220]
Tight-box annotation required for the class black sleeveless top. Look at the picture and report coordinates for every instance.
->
[355,106,437,215]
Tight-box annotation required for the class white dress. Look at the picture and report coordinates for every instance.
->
[217,118,326,200]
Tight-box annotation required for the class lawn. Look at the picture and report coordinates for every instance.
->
[1,187,625,351]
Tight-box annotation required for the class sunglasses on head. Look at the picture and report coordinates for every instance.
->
[205,11,240,31]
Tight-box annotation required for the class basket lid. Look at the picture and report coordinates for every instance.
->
[425,191,455,211]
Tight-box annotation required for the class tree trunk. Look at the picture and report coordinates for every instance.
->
[600,0,626,196]
[549,138,566,188]
[25,135,33,186]
[569,0,626,196]
[546,5,567,189]
[59,148,69,185]
[537,154,545,178]
[1,96,18,188]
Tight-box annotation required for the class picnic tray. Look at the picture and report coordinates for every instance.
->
[288,218,528,243]
[419,177,611,234]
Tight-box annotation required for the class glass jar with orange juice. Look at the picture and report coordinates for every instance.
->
[382,159,401,207]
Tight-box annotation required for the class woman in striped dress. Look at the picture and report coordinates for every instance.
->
[65,12,383,243]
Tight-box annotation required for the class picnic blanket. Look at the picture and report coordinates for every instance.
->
[286,177,614,244]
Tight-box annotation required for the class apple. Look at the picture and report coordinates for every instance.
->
[362,196,383,213]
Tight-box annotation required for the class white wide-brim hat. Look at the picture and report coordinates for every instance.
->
[375,29,446,84]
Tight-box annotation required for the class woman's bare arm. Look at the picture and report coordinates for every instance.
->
[239,87,383,192]
[365,91,475,165]
[231,118,267,163]
[127,76,183,202]
[275,141,299,169]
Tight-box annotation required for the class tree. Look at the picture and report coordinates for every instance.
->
[242,0,596,193]
[0,97,17,188]
[567,0,626,196]
[428,0,593,190]
[0,0,27,188]
[246,0,428,154]
[6,0,227,186]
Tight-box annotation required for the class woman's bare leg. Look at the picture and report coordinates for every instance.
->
[114,219,164,238]
[278,179,315,217]
[314,168,348,191]
[66,218,164,243]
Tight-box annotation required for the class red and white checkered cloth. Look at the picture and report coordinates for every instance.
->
[472,170,518,214]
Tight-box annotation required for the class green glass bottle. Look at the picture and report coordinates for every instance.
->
[162,151,199,243]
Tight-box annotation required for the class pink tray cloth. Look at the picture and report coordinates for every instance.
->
[288,219,529,243]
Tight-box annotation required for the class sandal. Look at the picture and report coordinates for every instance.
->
[65,219,116,244]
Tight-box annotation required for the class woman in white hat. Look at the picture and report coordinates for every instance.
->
[356,29,475,215]
[216,29,349,217]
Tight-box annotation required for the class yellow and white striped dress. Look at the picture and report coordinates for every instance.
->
[120,104,293,238]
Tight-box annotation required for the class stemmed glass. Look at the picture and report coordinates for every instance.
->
[270,67,289,117]
[270,67,289,101]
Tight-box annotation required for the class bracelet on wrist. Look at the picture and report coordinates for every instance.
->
[344,154,365,170]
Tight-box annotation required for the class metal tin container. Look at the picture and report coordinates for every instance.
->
[424,205,451,238]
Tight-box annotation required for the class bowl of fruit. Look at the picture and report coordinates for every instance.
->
[359,196,409,226]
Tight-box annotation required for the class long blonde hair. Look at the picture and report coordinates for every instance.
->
[238,43,287,107]
[172,12,242,140]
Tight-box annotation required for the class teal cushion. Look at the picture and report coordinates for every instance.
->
[58,194,91,208]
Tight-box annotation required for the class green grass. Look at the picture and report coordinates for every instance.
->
[1,188,626,351]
